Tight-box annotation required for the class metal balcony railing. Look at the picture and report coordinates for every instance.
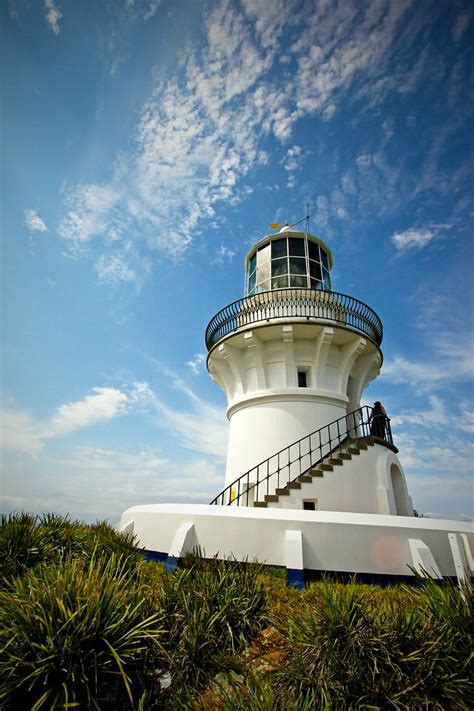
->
[205,288,383,351]
[209,406,394,507]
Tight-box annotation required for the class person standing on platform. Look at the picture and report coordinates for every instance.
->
[369,401,389,439]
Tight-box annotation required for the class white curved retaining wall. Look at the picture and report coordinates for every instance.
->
[119,504,473,580]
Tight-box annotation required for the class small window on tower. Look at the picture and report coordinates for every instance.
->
[297,370,308,387]
[303,500,317,511]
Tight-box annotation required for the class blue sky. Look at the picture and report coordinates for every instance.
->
[1,0,473,522]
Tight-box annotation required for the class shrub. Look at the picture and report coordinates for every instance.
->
[0,554,163,709]
[0,512,142,581]
[273,579,474,709]
[158,554,267,695]
[0,512,46,580]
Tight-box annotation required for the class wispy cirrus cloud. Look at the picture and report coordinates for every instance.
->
[187,353,207,375]
[54,0,471,286]
[452,8,472,42]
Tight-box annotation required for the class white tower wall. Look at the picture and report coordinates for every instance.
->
[208,320,381,487]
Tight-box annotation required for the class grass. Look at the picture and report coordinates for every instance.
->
[1,513,472,709]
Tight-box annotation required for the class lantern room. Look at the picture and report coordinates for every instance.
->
[245,228,334,296]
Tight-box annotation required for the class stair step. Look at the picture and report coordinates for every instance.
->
[339,453,352,460]
[276,487,290,495]
[254,501,268,508]
[329,458,343,465]
[287,481,301,489]
[356,442,368,450]
[320,463,333,471]
[297,475,312,483]
[264,494,279,502]
[309,469,324,477]
[347,447,360,454]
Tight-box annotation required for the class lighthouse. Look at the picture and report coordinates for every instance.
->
[206,225,412,516]
[119,220,473,586]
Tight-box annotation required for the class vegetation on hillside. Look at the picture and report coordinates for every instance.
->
[0,513,472,709]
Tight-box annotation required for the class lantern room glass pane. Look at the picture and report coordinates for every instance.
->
[257,261,270,283]
[289,257,306,275]
[249,252,256,274]
[321,249,329,270]
[290,274,308,287]
[309,260,322,280]
[272,275,288,289]
[308,241,320,261]
[249,271,256,292]
[288,238,305,256]
[257,279,270,292]
[323,267,330,286]
[257,243,270,265]
[272,257,288,276]
[271,238,287,258]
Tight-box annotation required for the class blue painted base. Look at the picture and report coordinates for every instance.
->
[141,549,460,587]
[287,568,305,589]
[166,555,179,573]
[143,549,168,563]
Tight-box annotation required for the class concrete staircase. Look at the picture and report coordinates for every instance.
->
[253,437,376,508]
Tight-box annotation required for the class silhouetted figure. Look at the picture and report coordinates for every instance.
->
[369,401,388,439]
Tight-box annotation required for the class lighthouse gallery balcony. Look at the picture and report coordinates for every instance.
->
[205,287,383,352]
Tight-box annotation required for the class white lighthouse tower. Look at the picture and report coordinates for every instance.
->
[120,220,473,586]
[206,225,411,516]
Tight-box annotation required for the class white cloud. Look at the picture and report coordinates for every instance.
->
[390,395,447,428]
[53,0,466,288]
[291,0,413,119]
[241,0,293,50]
[1,379,227,468]
[143,0,161,21]
[1,386,132,455]
[391,227,436,253]
[60,445,168,475]
[187,353,207,374]
[0,408,44,456]
[382,356,446,388]
[95,243,152,289]
[58,183,121,245]
[95,253,136,286]
[47,387,129,437]
[44,0,62,35]
[0,450,224,522]
[212,244,236,266]
[24,209,48,232]
[149,381,228,460]
[452,9,472,42]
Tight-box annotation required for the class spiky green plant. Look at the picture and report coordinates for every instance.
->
[273,578,473,709]
[0,553,163,710]
[0,512,142,582]
[158,554,267,695]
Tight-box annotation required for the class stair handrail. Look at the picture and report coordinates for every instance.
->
[209,406,394,507]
